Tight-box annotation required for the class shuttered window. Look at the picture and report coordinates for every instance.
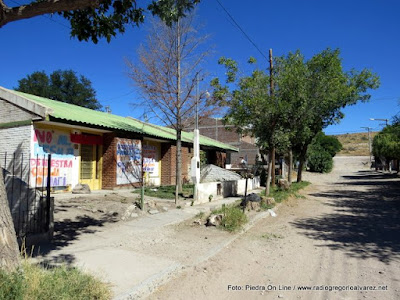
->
[81,145,93,179]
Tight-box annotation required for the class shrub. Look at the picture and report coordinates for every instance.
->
[307,147,333,173]
[0,268,25,300]
[306,131,341,173]
[221,206,248,232]
[0,261,111,300]
[211,204,248,232]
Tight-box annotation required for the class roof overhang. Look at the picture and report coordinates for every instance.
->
[0,86,52,119]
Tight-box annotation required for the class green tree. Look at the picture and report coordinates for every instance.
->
[211,57,290,195]
[212,48,379,192]
[273,49,379,182]
[306,132,342,173]
[311,132,342,157]
[372,124,400,170]
[0,0,199,43]
[16,70,102,110]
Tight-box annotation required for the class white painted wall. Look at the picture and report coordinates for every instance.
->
[196,176,260,204]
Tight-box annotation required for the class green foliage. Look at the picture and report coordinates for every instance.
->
[221,206,248,232]
[200,150,207,166]
[312,132,342,157]
[307,145,333,173]
[260,181,310,203]
[372,124,400,160]
[0,268,24,300]
[133,184,194,199]
[3,0,199,43]
[212,48,379,182]
[212,204,248,232]
[0,261,111,300]
[306,132,341,173]
[16,70,102,110]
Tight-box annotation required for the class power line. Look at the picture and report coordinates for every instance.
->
[102,90,135,103]
[326,130,378,135]
[214,0,269,61]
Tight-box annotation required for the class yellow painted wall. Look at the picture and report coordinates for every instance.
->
[143,139,161,186]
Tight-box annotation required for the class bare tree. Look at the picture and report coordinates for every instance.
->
[127,13,213,203]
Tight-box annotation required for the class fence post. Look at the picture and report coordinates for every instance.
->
[46,154,51,231]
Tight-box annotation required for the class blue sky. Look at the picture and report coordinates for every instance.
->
[1,0,399,135]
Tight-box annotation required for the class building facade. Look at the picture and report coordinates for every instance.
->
[0,87,238,191]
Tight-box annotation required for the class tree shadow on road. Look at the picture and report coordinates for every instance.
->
[30,215,118,266]
[292,170,400,264]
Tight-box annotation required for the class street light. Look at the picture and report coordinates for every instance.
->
[370,118,388,126]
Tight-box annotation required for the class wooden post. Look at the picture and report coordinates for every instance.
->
[269,49,276,187]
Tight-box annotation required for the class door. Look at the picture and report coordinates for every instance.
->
[80,144,102,190]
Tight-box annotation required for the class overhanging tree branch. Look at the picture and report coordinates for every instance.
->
[0,0,99,27]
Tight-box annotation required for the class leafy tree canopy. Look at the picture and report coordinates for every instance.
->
[306,132,342,173]
[212,48,379,182]
[310,132,342,157]
[372,124,400,160]
[0,0,200,43]
[16,70,102,110]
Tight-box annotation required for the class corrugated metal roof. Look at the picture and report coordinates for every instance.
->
[10,90,238,152]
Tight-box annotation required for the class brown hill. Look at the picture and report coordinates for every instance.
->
[334,132,378,156]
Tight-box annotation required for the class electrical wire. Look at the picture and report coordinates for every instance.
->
[214,0,269,61]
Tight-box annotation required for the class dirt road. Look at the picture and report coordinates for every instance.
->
[150,156,400,300]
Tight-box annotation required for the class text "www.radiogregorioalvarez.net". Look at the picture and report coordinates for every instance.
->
[227,284,388,292]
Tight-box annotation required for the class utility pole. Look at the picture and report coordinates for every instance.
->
[191,73,201,202]
[269,48,276,188]
[361,127,372,166]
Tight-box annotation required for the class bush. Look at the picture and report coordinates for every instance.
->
[0,268,25,300]
[0,261,111,300]
[212,204,248,232]
[306,131,341,173]
[221,206,248,232]
[313,132,342,157]
[307,147,333,173]
[260,181,310,203]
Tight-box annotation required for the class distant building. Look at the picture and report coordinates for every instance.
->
[186,117,260,168]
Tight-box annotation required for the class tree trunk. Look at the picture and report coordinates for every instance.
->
[288,149,293,185]
[175,129,182,204]
[297,145,308,182]
[0,164,20,272]
[271,147,276,187]
[265,149,273,196]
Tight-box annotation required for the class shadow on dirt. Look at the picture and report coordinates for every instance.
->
[31,215,118,266]
[292,170,400,263]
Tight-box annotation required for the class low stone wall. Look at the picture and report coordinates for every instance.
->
[196,176,260,204]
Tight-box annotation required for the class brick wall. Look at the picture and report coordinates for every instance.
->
[160,143,191,186]
[161,143,175,185]
[102,132,117,189]
[102,133,143,189]
[230,141,260,167]
[187,117,260,167]
[0,100,37,123]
